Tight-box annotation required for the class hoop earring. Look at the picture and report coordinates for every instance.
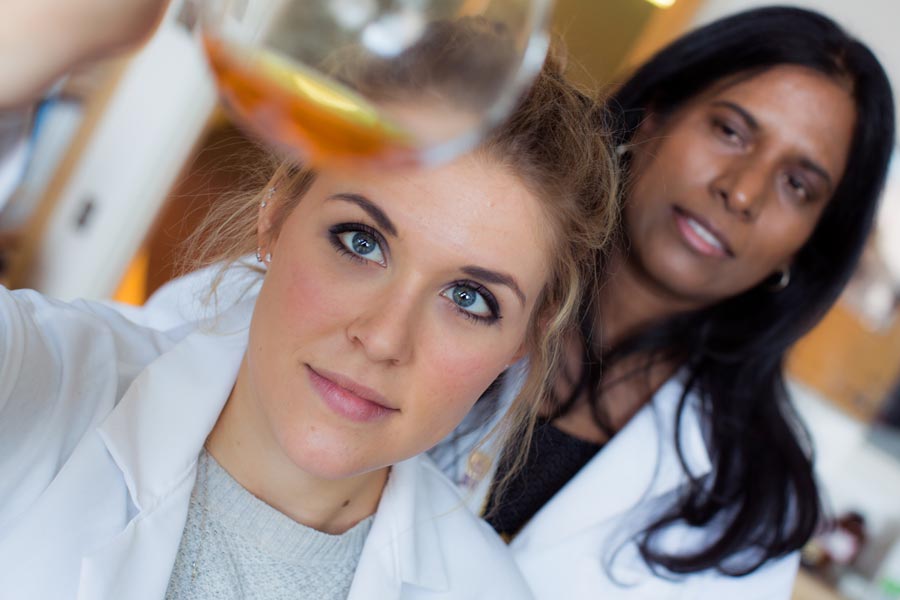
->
[769,266,791,291]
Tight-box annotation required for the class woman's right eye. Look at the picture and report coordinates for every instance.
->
[330,224,387,267]
[712,118,744,146]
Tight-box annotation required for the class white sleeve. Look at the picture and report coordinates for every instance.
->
[0,286,178,526]
[0,107,32,210]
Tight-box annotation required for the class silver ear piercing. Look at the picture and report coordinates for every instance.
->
[261,186,276,208]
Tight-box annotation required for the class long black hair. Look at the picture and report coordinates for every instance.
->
[578,6,895,576]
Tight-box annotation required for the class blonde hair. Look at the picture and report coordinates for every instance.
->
[185,42,619,496]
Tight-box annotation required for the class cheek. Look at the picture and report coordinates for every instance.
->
[248,255,352,398]
[748,210,820,270]
[412,331,522,431]
[268,252,359,337]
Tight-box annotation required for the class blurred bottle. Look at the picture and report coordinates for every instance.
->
[802,511,867,584]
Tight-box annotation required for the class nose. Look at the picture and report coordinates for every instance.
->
[346,285,418,365]
[710,158,767,220]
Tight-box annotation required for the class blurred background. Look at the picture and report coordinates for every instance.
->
[1,1,898,598]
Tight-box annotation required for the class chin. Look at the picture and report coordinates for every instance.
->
[279,433,390,481]
[637,250,723,304]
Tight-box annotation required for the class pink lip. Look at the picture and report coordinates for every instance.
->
[306,365,397,423]
[672,206,734,258]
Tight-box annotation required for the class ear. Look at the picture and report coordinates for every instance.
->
[257,186,277,252]
[632,110,663,145]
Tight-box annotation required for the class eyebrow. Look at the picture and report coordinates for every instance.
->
[712,100,834,191]
[461,266,526,306]
[327,193,398,237]
[712,100,760,132]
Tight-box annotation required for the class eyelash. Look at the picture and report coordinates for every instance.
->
[710,117,819,204]
[446,280,501,325]
[783,172,813,202]
[712,118,744,145]
[328,222,387,266]
[328,223,502,326]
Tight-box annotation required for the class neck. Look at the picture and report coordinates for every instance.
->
[596,249,695,350]
[206,357,387,535]
[549,249,689,443]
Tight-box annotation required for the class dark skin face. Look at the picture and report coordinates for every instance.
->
[553,66,858,443]
[623,65,856,311]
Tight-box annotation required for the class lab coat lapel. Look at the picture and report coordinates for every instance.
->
[79,303,250,600]
[76,480,194,600]
[511,379,712,553]
[347,458,450,599]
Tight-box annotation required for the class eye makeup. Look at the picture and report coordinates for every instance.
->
[329,222,388,267]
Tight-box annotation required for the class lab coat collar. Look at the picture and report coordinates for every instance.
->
[96,299,251,512]
[511,377,712,551]
[350,457,450,598]
[78,300,251,600]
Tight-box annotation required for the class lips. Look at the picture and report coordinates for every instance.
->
[672,207,734,258]
[306,365,397,423]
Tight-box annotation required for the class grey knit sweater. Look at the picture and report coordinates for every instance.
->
[165,450,374,600]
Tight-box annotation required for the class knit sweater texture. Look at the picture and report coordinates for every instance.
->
[165,450,374,600]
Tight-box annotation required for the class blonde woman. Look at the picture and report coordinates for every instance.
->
[0,41,618,599]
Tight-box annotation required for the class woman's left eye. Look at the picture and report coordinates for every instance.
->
[331,225,387,267]
[441,282,500,324]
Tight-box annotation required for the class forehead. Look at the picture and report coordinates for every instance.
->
[310,156,552,292]
[701,65,856,179]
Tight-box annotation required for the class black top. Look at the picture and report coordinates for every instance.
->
[483,418,603,540]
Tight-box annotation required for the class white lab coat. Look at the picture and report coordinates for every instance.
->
[431,366,801,600]
[0,286,533,600]
[137,264,803,599]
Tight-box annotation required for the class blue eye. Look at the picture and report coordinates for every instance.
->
[331,225,387,267]
[441,282,500,323]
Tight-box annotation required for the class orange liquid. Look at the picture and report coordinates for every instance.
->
[203,35,415,166]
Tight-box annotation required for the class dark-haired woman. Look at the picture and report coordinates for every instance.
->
[432,5,895,599]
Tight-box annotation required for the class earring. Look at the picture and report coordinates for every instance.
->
[261,186,276,208]
[615,144,630,157]
[256,246,263,262]
[265,251,272,264]
[769,266,791,291]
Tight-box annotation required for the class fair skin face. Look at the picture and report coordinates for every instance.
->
[554,65,857,443]
[207,154,552,533]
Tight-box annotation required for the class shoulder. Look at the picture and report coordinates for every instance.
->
[0,286,179,402]
[135,259,262,329]
[0,287,183,526]
[413,455,534,598]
